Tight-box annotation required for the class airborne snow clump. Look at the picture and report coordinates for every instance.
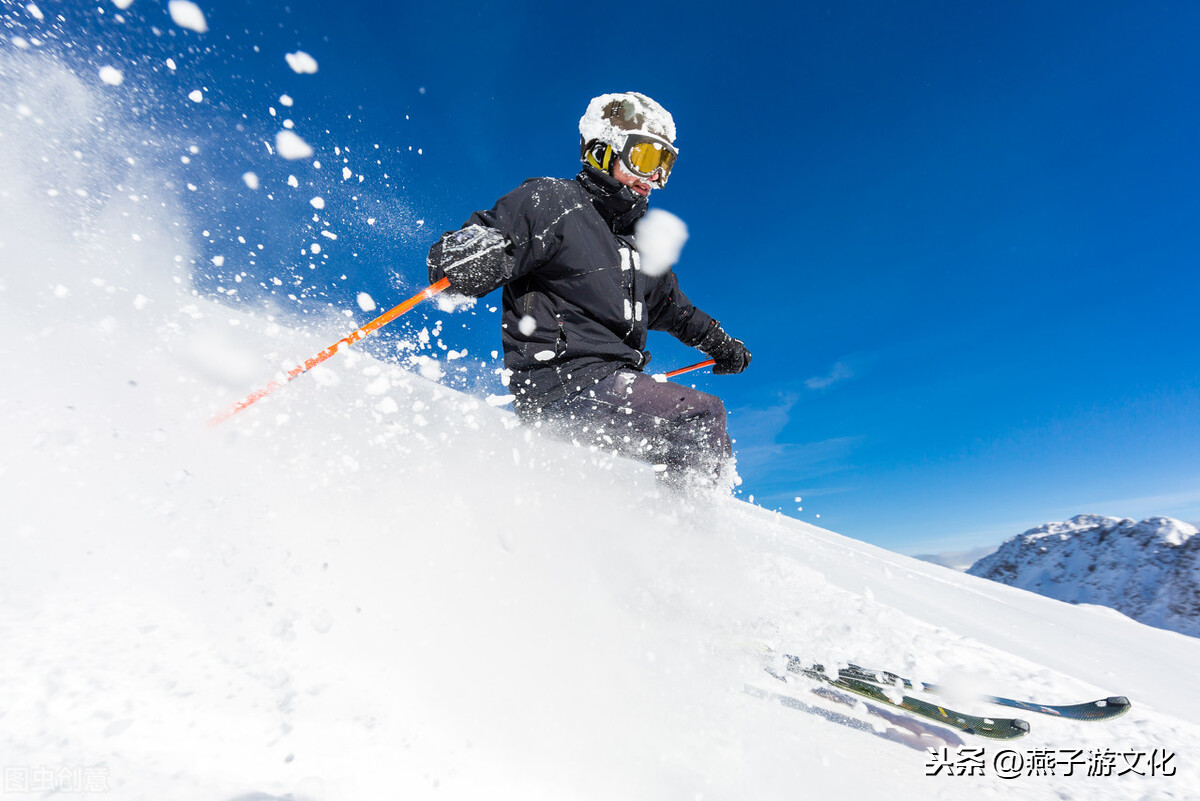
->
[285,50,319,74]
[167,0,208,33]
[635,208,688,277]
[275,130,314,160]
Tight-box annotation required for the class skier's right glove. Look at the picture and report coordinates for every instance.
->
[427,224,516,297]
[698,321,752,375]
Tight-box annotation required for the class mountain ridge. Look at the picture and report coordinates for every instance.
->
[968,514,1200,637]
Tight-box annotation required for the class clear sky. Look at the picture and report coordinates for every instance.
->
[16,0,1198,553]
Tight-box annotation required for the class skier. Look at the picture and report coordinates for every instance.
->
[427,92,751,488]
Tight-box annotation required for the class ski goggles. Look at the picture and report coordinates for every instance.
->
[620,134,678,186]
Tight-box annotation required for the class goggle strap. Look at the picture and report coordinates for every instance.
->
[585,142,615,173]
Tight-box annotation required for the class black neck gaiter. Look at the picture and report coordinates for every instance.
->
[576,165,649,235]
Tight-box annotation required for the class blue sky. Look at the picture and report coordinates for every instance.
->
[21,0,1199,553]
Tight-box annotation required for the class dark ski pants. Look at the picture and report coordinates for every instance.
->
[517,370,732,485]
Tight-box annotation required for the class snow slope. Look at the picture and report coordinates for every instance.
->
[4,19,1200,801]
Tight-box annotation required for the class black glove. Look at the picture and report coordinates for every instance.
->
[427,224,515,297]
[698,321,752,375]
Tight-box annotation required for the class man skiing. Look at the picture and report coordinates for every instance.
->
[427,92,750,488]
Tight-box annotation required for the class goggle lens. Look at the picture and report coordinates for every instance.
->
[623,139,677,183]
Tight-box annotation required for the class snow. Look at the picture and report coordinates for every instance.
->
[98,65,124,85]
[285,50,319,74]
[635,207,688,277]
[414,354,444,380]
[275,129,314,160]
[579,91,676,153]
[242,171,259,189]
[3,18,1200,801]
[969,515,1200,637]
[356,291,376,312]
[187,89,203,102]
[167,0,208,34]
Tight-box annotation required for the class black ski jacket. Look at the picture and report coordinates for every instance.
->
[428,166,716,407]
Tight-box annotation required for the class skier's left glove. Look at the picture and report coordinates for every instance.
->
[698,321,752,375]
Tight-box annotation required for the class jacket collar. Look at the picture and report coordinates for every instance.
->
[576,165,648,234]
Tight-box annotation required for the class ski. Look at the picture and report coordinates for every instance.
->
[775,660,1031,740]
[787,657,1131,722]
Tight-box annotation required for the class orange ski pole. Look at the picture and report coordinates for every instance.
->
[208,277,452,426]
[663,359,716,379]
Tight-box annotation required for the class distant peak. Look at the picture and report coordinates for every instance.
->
[1136,516,1197,547]
[1018,514,1195,547]
[1021,514,1127,540]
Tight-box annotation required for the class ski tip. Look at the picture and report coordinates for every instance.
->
[1099,696,1132,719]
[1013,718,1031,734]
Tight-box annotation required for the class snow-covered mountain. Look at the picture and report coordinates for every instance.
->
[968,514,1200,638]
[5,14,1200,801]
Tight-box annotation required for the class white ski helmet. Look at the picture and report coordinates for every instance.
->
[579,92,678,187]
